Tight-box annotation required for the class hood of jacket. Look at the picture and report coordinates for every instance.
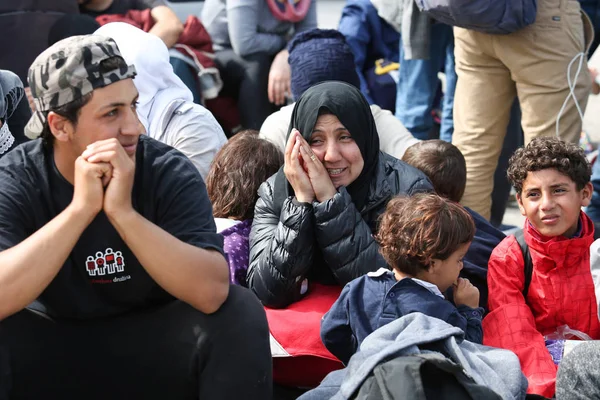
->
[525,212,595,274]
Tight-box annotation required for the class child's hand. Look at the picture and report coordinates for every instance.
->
[453,278,480,309]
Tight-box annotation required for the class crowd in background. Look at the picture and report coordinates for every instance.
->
[2,0,600,399]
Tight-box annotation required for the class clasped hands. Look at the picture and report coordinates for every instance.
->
[283,129,337,203]
[71,138,136,221]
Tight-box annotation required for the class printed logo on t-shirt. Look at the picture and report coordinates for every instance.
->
[85,248,126,277]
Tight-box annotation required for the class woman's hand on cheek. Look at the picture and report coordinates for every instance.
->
[284,130,315,203]
[299,142,337,203]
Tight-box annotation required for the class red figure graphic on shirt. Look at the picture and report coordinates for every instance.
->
[105,248,116,274]
[86,256,97,276]
[115,251,125,273]
[95,252,106,275]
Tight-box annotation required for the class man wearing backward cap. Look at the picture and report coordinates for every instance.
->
[0,35,271,399]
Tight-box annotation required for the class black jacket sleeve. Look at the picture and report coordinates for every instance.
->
[313,187,386,285]
[247,179,316,308]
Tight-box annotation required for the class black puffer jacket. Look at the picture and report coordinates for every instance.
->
[247,152,433,308]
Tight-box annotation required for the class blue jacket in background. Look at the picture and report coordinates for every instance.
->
[456,207,506,310]
[321,270,484,365]
[338,0,399,104]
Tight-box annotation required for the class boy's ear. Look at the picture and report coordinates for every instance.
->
[47,112,73,143]
[516,192,527,216]
[581,182,594,208]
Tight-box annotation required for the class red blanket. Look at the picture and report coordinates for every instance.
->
[267,283,344,387]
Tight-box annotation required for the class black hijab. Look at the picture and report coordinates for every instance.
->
[274,81,380,211]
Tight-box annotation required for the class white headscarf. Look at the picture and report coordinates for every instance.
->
[95,23,193,137]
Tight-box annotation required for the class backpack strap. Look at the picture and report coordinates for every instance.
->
[514,229,533,300]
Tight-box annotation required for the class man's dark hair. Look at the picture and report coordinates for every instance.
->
[376,194,475,276]
[402,140,467,202]
[40,56,128,146]
[507,137,591,194]
[206,130,284,221]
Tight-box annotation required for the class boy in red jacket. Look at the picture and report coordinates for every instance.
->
[483,137,600,398]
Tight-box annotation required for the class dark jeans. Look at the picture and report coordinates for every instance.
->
[214,49,276,130]
[169,56,202,105]
[490,99,524,227]
[586,157,600,222]
[0,285,272,400]
[395,23,456,141]
[580,0,600,56]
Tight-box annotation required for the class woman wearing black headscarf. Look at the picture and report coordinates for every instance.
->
[248,81,433,308]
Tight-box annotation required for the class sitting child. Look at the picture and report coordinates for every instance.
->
[483,137,600,398]
[402,140,506,309]
[321,193,484,365]
[206,130,283,285]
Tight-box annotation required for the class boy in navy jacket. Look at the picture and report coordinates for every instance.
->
[321,194,484,365]
[403,139,506,309]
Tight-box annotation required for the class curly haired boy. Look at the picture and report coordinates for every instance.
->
[483,137,600,398]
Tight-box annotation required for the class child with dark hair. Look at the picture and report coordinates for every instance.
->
[402,140,467,203]
[402,140,505,309]
[483,137,600,398]
[206,130,283,285]
[321,193,484,365]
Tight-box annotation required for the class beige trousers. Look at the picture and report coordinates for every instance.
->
[452,0,594,219]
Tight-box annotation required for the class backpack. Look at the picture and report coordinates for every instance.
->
[414,0,537,35]
[515,226,600,299]
[365,59,400,112]
[355,353,503,400]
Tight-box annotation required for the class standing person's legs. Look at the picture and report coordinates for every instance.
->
[214,49,274,130]
[169,57,202,104]
[585,157,600,222]
[452,28,516,219]
[0,285,272,400]
[503,0,591,146]
[395,25,446,140]
[579,0,600,56]
[490,99,524,227]
[439,24,456,143]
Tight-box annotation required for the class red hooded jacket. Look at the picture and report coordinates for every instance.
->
[483,213,600,398]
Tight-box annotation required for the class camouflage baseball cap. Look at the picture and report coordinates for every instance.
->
[25,34,136,139]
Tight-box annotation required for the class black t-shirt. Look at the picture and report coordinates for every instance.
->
[80,0,165,18]
[0,136,223,320]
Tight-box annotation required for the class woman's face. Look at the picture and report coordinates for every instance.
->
[308,114,364,188]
